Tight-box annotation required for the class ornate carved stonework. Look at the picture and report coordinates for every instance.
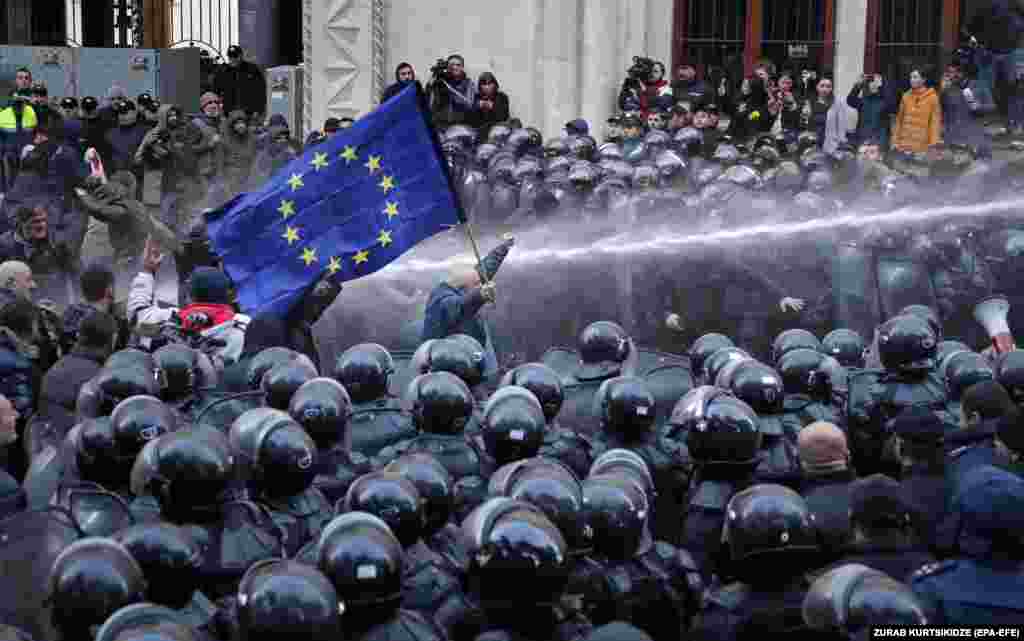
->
[371,0,385,105]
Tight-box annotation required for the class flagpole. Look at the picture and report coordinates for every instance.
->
[461,216,489,284]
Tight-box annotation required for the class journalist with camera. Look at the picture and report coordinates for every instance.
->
[426,54,477,128]
[618,56,673,117]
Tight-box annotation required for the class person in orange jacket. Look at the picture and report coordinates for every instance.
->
[892,68,943,154]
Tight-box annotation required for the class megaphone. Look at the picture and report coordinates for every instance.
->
[973,295,1016,355]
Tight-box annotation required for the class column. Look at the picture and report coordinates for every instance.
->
[535,0,581,139]
[646,0,674,67]
[834,0,868,99]
[238,0,280,68]
[580,0,617,139]
[143,0,171,49]
[303,0,376,134]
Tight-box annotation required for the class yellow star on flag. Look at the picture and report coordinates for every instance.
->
[340,146,358,163]
[377,229,393,247]
[310,152,329,171]
[278,199,295,219]
[379,175,396,194]
[353,249,370,265]
[365,155,382,174]
[300,246,318,266]
[383,201,399,220]
[287,173,304,191]
[327,256,342,275]
[282,225,300,245]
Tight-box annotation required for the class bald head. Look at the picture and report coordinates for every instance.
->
[798,421,850,473]
[448,265,481,291]
[0,261,35,297]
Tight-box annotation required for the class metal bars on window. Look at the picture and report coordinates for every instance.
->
[169,0,239,61]
[875,0,944,80]
[681,0,747,71]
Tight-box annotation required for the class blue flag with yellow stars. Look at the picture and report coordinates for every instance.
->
[204,84,463,318]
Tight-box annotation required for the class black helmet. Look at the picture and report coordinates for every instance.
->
[778,348,831,397]
[405,372,475,435]
[943,351,995,401]
[341,472,425,547]
[713,352,756,389]
[487,124,512,146]
[229,408,317,497]
[877,314,938,374]
[481,386,547,464]
[897,304,944,343]
[148,428,234,518]
[670,386,762,464]
[47,538,147,633]
[246,347,306,390]
[413,337,485,387]
[461,498,568,607]
[729,361,784,414]
[60,96,79,110]
[75,416,121,486]
[93,603,195,641]
[703,347,751,388]
[237,559,342,641]
[722,484,818,581]
[822,329,865,368]
[288,377,352,447]
[803,564,932,633]
[113,524,202,609]
[261,359,319,409]
[582,473,650,560]
[81,96,99,111]
[331,343,394,403]
[996,350,1024,404]
[110,396,177,463]
[152,344,203,400]
[316,512,404,607]
[936,340,971,372]
[79,366,161,418]
[491,457,590,551]
[771,329,822,367]
[569,135,597,161]
[500,363,564,421]
[594,376,656,440]
[688,333,734,380]
[383,453,454,537]
[106,349,157,372]
[544,137,569,158]
[576,321,631,380]
[588,449,656,499]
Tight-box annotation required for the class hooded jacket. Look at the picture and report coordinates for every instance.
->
[76,173,179,263]
[219,109,257,194]
[893,87,942,153]
[105,113,148,176]
[135,104,215,204]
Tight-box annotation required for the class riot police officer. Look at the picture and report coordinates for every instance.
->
[75,353,161,421]
[152,343,219,413]
[332,343,417,457]
[229,408,332,556]
[727,360,802,487]
[803,564,933,634]
[776,348,842,426]
[822,328,866,369]
[691,485,821,640]
[286,377,372,505]
[475,385,547,466]
[232,559,342,641]
[261,357,318,410]
[557,321,637,435]
[688,333,735,386]
[890,406,950,551]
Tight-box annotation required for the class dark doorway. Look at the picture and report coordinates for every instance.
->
[761,0,833,75]
[278,0,301,65]
[675,0,747,82]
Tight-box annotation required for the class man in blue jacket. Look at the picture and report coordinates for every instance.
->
[422,235,513,378]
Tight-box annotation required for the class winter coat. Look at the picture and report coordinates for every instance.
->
[219,110,257,195]
[471,92,510,140]
[105,122,148,176]
[847,86,897,148]
[0,102,36,157]
[893,87,942,153]
[76,174,178,264]
[0,326,41,418]
[247,127,297,190]
[36,344,107,440]
[135,105,215,206]
[941,80,988,150]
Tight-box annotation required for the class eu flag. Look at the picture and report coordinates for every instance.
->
[204,85,463,318]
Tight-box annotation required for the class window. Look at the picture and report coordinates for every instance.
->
[170,0,239,60]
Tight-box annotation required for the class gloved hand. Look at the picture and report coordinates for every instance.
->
[665,313,684,332]
[779,297,806,313]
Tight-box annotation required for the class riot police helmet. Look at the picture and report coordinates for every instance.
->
[582,473,650,560]
[148,428,234,518]
[996,350,1024,404]
[461,498,569,607]
[474,142,500,167]
[803,564,932,634]
[47,538,147,634]
[576,321,631,380]
[643,130,671,155]
[822,329,866,368]
[444,124,478,149]
[670,386,762,465]
[655,148,688,183]
[688,333,735,379]
[593,376,656,440]
[937,340,971,372]
[778,348,832,398]
[588,449,656,499]
[673,126,703,155]
[75,416,121,486]
[246,347,303,390]
[713,352,756,389]
[493,458,590,551]
[722,484,819,582]
[93,603,197,641]
[152,344,205,400]
[944,351,995,401]
[500,363,564,421]
[703,347,751,387]
[877,314,938,374]
[729,361,785,414]
[112,524,202,609]
[486,124,512,146]
[236,559,342,641]
[288,377,352,447]
[106,349,157,372]
[60,96,79,110]
[341,471,425,547]
[383,453,454,537]
[772,329,823,366]
[897,304,944,343]
[261,358,319,409]
[316,512,405,607]
[544,137,569,158]
[229,408,317,497]
[110,396,177,463]
[331,343,394,403]
[569,135,597,160]
[80,365,161,418]
[482,386,547,464]
[405,372,475,435]
[412,337,484,388]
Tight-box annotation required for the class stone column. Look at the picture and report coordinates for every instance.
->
[238,0,280,68]
[580,0,618,139]
[834,0,868,132]
[302,0,383,135]
[646,0,674,68]
[535,0,581,139]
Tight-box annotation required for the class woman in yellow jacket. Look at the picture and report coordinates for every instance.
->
[892,69,942,153]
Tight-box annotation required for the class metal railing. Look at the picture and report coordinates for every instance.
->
[168,0,238,61]
[875,0,944,82]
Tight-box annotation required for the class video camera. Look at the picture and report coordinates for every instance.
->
[628,56,657,81]
[430,58,449,77]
